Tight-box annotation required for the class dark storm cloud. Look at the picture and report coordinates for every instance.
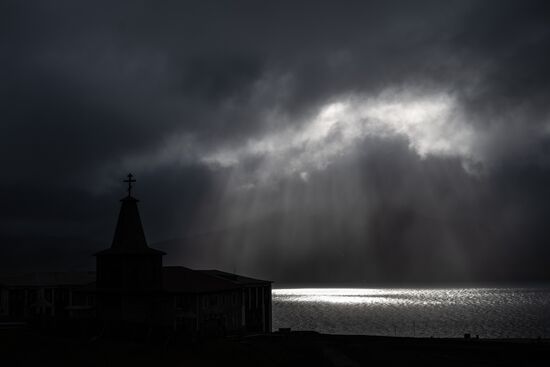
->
[2,0,550,283]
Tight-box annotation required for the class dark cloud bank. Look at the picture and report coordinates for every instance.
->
[2,0,550,285]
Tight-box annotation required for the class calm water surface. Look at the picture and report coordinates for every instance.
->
[272,288,550,338]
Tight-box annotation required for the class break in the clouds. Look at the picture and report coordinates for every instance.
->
[201,88,478,187]
[2,0,550,284]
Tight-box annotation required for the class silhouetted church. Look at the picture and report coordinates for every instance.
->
[0,175,272,336]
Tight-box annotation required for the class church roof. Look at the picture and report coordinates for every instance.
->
[163,266,239,293]
[199,269,272,285]
[0,268,271,293]
[0,272,96,287]
[162,266,270,293]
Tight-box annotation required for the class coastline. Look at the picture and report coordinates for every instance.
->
[2,327,549,367]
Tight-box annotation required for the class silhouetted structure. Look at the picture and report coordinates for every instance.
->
[0,174,272,336]
[0,272,95,323]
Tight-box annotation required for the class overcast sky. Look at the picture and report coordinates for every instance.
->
[2,0,550,284]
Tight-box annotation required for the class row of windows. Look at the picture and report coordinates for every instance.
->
[175,290,263,311]
[197,287,267,310]
[175,293,239,310]
[202,292,241,308]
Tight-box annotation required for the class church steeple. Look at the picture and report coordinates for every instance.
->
[111,195,149,251]
[110,174,149,252]
[95,174,165,291]
[96,174,165,255]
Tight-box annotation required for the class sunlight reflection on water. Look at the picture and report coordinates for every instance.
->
[272,288,550,338]
[275,288,445,305]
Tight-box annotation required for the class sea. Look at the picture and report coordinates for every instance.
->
[272,287,550,338]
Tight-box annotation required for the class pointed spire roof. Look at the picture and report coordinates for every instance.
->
[95,174,165,256]
[111,195,149,251]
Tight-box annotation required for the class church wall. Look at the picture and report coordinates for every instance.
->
[0,285,95,325]
[196,290,244,336]
[163,290,258,336]
[153,294,180,327]
[242,285,272,333]
[96,254,163,291]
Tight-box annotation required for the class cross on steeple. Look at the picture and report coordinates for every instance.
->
[123,173,136,196]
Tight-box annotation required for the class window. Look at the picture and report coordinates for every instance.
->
[175,295,194,311]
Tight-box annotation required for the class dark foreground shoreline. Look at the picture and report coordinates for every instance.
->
[1,327,549,367]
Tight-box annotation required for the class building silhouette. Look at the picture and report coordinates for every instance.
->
[0,174,272,336]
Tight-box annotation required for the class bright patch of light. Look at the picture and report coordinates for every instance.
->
[202,89,478,185]
[273,288,501,306]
